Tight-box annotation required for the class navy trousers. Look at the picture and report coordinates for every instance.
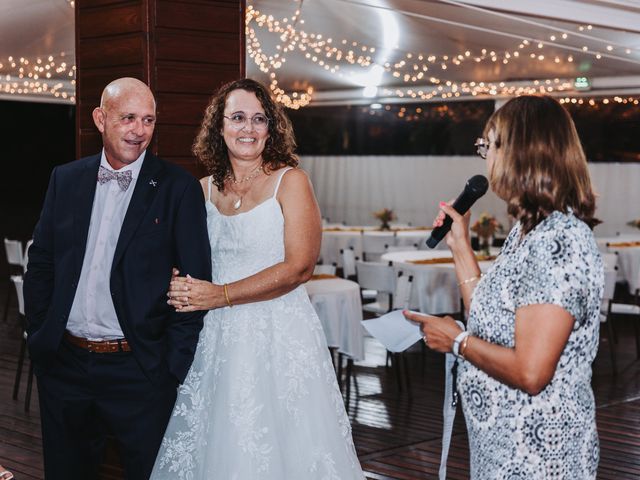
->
[36,340,177,480]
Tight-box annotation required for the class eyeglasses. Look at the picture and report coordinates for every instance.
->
[474,137,491,159]
[223,112,270,131]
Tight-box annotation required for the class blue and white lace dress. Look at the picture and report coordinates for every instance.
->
[458,210,604,479]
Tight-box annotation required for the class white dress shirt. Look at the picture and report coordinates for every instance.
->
[66,150,145,340]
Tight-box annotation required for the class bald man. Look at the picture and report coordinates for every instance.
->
[24,78,212,479]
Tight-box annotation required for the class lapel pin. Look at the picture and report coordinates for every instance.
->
[149,179,157,187]
[154,218,159,224]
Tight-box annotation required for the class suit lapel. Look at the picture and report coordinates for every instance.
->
[111,152,165,272]
[73,155,101,272]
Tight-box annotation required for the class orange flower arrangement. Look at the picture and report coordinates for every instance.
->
[627,219,640,229]
[471,212,502,239]
[471,213,502,254]
[373,208,396,230]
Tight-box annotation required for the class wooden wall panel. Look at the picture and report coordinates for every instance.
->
[78,34,146,69]
[155,32,240,64]
[81,0,135,7]
[78,130,103,159]
[78,4,143,38]
[76,0,245,174]
[154,63,238,95]
[156,1,239,34]
[77,65,146,98]
[155,125,200,157]
[157,93,212,125]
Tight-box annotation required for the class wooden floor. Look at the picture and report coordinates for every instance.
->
[1,283,640,479]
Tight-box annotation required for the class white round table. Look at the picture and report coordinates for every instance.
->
[600,235,640,294]
[596,234,640,250]
[304,277,365,361]
[381,250,497,314]
[320,227,431,266]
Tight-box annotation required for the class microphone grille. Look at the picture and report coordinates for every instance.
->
[466,175,489,197]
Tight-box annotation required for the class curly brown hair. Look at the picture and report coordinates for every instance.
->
[192,78,299,191]
[483,95,599,235]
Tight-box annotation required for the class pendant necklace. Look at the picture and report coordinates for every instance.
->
[229,164,263,210]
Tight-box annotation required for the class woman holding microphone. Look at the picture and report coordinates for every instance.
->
[405,95,604,479]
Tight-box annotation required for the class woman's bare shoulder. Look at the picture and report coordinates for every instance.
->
[272,166,308,184]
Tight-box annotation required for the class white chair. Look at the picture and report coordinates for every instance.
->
[340,247,358,280]
[389,271,415,393]
[362,232,396,262]
[23,239,33,273]
[599,268,618,372]
[609,270,640,360]
[11,275,34,411]
[385,243,418,253]
[356,260,396,315]
[393,272,413,310]
[4,238,24,322]
[601,252,618,272]
[4,238,24,266]
[313,263,337,276]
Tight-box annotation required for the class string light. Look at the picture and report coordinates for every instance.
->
[246,2,640,108]
[559,95,640,106]
[0,52,75,103]
[2,2,636,108]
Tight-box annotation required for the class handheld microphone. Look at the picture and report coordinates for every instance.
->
[426,175,489,248]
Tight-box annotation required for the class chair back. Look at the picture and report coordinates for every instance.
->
[11,275,25,316]
[392,272,413,310]
[23,239,33,272]
[362,232,396,261]
[601,252,618,272]
[385,244,418,253]
[601,268,617,315]
[313,264,337,276]
[341,247,358,279]
[4,238,24,267]
[355,260,396,293]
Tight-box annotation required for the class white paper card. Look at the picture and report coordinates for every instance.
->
[362,310,425,352]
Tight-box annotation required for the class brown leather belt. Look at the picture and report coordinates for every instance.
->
[64,332,132,353]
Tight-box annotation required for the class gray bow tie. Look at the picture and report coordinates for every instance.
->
[97,165,133,191]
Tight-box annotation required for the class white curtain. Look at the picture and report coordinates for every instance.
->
[300,155,640,237]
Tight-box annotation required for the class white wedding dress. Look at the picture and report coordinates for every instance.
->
[151,168,364,479]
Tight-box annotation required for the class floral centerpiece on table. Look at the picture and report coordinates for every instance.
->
[627,219,640,229]
[471,212,503,254]
[373,208,396,231]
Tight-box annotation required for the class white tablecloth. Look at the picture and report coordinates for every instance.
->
[305,277,365,361]
[595,234,640,250]
[320,227,431,266]
[599,235,640,294]
[381,250,496,314]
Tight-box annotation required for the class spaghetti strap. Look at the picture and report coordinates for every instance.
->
[207,175,213,202]
[272,167,294,198]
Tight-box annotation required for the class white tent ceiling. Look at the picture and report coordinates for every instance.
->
[2,0,640,106]
[0,0,75,103]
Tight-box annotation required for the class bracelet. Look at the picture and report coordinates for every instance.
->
[458,274,483,287]
[459,335,471,359]
[223,283,233,307]
[452,331,470,359]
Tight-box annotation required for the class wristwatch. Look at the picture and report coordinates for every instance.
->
[452,331,470,359]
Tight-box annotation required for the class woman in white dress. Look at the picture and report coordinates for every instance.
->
[151,78,365,479]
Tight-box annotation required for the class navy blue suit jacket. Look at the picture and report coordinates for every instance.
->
[24,152,212,384]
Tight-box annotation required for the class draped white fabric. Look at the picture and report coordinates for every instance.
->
[301,156,640,237]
